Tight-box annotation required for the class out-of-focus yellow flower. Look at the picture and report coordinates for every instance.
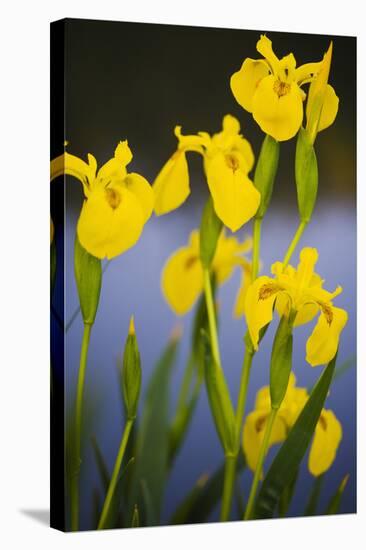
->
[50,142,153,259]
[230,35,338,142]
[162,229,252,315]
[243,373,342,476]
[153,115,260,232]
[245,247,348,366]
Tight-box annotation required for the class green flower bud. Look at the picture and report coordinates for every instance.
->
[270,313,295,410]
[122,317,142,420]
[199,197,223,268]
[295,128,319,223]
[254,134,280,220]
[74,234,102,325]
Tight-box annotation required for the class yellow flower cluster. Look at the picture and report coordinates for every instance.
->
[243,373,342,477]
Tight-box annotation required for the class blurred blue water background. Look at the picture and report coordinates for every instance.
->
[55,19,356,529]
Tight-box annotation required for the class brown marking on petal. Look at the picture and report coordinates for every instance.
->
[273,79,291,98]
[105,188,122,210]
[185,255,198,270]
[319,301,333,325]
[225,153,240,172]
[258,283,282,301]
[255,415,267,433]
[319,414,327,430]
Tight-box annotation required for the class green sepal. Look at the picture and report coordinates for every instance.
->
[122,321,142,421]
[270,314,294,410]
[254,134,280,219]
[74,234,102,325]
[199,197,222,268]
[295,128,318,223]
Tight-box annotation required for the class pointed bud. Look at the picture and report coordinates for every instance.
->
[295,128,319,223]
[122,316,142,420]
[254,134,280,219]
[74,234,102,325]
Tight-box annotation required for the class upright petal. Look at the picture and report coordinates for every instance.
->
[124,173,154,223]
[161,244,204,315]
[51,152,97,196]
[308,409,342,476]
[252,75,304,141]
[230,58,270,113]
[205,153,260,232]
[245,276,279,350]
[256,35,281,75]
[295,247,319,291]
[77,183,145,259]
[306,306,348,366]
[97,140,133,181]
[153,150,191,215]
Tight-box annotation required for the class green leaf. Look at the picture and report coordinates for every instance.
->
[170,454,246,524]
[254,353,337,519]
[325,474,349,515]
[278,468,299,517]
[199,197,223,268]
[127,334,180,526]
[304,474,324,516]
[295,128,318,223]
[254,134,280,219]
[91,435,110,492]
[270,315,294,409]
[202,330,236,454]
[74,234,102,325]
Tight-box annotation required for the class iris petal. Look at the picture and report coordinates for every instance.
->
[153,151,191,216]
[308,409,342,476]
[230,58,270,113]
[306,306,348,366]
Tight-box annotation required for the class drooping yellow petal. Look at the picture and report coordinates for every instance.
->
[243,410,287,473]
[205,153,260,232]
[153,150,191,216]
[124,173,154,223]
[306,306,348,366]
[77,183,145,260]
[230,58,270,113]
[308,409,342,476]
[294,303,319,326]
[252,75,304,141]
[161,242,204,315]
[245,276,279,350]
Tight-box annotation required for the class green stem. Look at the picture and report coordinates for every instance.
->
[70,322,92,531]
[244,408,278,520]
[98,418,134,530]
[220,455,237,521]
[252,218,262,280]
[203,267,222,369]
[282,220,307,268]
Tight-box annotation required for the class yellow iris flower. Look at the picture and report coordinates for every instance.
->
[243,373,342,476]
[153,115,261,232]
[230,35,339,142]
[50,142,154,259]
[245,247,348,366]
[162,229,252,316]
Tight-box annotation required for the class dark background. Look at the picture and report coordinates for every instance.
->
[57,19,356,528]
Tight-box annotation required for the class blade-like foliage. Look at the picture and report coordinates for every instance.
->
[325,474,349,515]
[304,475,324,516]
[254,354,337,519]
[127,335,179,526]
[170,454,245,524]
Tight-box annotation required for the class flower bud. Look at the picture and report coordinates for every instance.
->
[74,234,102,325]
[295,128,318,223]
[254,134,280,219]
[270,314,295,410]
[122,316,142,420]
[199,197,222,268]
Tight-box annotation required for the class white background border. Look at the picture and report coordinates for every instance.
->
[0,1,363,548]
